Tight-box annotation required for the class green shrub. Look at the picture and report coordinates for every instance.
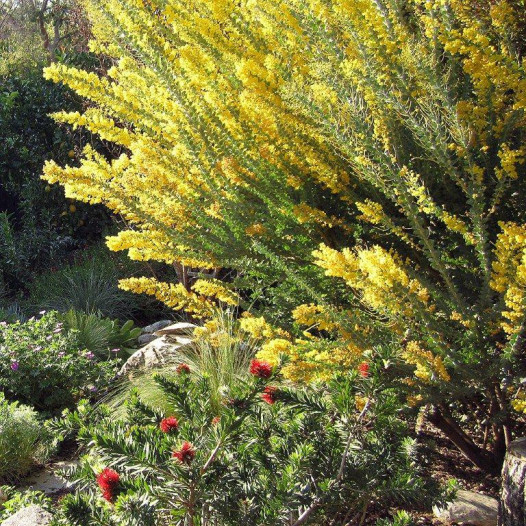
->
[0,395,50,481]
[52,363,447,525]
[0,312,119,412]
[60,310,140,359]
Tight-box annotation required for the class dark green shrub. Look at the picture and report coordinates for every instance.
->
[0,312,118,412]
[0,67,112,293]
[52,363,447,525]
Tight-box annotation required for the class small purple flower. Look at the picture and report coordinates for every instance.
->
[46,335,53,341]
[58,351,66,358]
[10,361,19,371]
[34,346,42,352]
[85,351,95,360]
[110,348,120,353]
[53,328,62,334]
[39,310,46,315]
[89,386,98,393]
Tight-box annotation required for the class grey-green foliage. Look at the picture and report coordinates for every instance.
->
[27,255,136,320]
[0,395,51,481]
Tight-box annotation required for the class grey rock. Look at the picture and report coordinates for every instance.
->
[1,505,53,526]
[141,320,173,334]
[119,335,190,376]
[154,322,197,336]
[22,461,78,495]
[138,333,158,346]
[433,490,498,526]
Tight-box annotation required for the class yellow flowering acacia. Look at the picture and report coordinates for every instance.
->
[43,0,526,472]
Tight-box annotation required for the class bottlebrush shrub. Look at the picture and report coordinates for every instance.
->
[0,312,119,413]
[52,364,447,525]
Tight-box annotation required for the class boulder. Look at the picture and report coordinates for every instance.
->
[499,436,526,525]
[154,322,197,336]
[433,490,498,526]
[1,505,53,526]
[138,333,158,346]
[141,320,173,334]
[119,335,190,376]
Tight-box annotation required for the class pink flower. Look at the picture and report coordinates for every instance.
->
[10,361,19,371]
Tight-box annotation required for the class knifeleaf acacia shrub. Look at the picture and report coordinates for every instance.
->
[42,0,526,473]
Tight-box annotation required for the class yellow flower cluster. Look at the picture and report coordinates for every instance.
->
[313,244,431,319]
[292,304,339,333]
[511,391,526,414]
[491,222,526,334]
[402,341,450,383]
[192,279,240,307]
[119,277,214,318]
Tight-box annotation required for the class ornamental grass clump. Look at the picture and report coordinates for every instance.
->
[42,0,526,473]
[53,359,447,525]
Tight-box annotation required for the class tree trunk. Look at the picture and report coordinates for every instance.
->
[428,405,501,475]
[499,437,526,526]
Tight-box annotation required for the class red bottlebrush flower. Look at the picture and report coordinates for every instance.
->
[172,441,196,464]
[358,362,370,378]
[102,489,114,502]
[250,359,273,379]
[97,468,120,502]
[211,416,221,426]
[177,363,191,374]
[160,416,179,433]
[261,386,278,405]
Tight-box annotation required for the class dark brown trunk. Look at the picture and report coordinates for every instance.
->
[428,405,501,475]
